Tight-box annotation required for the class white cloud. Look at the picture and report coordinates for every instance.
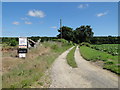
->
[28,9,45,18]
[21,17,29,20]
[12,21,20,25]
[78,4,89,8]
[96,11,108,17]
[25,21,32,24]
[51,26,57,29]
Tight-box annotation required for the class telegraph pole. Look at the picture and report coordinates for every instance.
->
[60,19,62,39]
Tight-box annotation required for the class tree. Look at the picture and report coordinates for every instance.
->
[74,25,94,43]
[57,25,94,44]
[57,26,73,42]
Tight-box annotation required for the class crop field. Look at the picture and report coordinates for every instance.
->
[91,44,119,56]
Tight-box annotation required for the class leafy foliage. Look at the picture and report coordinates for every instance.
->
[57,25,94,43]
[57,26,73,42]
[74,25,94,43]
[2,37,18,46]
[91,44,118,56]
[80,42,90,47]
[9,39,18,46]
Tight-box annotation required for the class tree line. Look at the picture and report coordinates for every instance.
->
[57,25,119,44]
[91,36,119,44]
[1,25,119,47]
[1,37,57,46]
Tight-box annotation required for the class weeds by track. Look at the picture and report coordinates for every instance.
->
[67,46,77,68]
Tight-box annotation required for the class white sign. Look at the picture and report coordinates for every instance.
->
[19,53,26,58]
[18,37,27,58]
[19,37,27,48]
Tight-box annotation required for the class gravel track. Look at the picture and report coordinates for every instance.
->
[50,46,118,88]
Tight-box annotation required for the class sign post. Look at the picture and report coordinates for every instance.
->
[18,37,27,58]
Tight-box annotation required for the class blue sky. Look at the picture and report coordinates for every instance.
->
[0,1,1,36]
[2,0,119,2]
[2,2,118,37]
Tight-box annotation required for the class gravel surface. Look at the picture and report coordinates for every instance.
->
[50,46,118,88]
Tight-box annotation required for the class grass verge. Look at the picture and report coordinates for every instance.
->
[67,46,77,68]
[80,46,119,75]
[2,41,73,88]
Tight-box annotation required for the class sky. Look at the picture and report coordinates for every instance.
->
[0,1,1,37]
[2,0,120,2]
[2,2,118,37]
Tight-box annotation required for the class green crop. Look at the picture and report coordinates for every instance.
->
[91,44,119,56]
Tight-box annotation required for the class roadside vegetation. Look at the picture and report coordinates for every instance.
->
[67,46,77,68]
[2,37,18,47]
[79,43,119,75]
[2,24,120,88]
[2,39,73,88]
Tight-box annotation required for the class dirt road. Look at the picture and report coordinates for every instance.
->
[50,46,118,88]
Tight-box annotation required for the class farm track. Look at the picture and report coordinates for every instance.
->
[50,46,118,88]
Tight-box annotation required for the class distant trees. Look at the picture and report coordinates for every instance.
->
[57,25,94,44]
[2,26,119,46]
[90,36,119,44]
[2,37,18,46]
[29,36,57,42]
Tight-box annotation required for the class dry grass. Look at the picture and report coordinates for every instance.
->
[2,44,51,88]
[2,42,72,88]
[2,45,50,74]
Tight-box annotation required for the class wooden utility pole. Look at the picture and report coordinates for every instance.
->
[60,19,62,39]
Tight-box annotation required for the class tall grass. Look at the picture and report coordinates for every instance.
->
[2,41,73,88]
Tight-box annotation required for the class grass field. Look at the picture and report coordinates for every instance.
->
[2,41,73,88]
[67,46,77,68]
[80,45,119,74]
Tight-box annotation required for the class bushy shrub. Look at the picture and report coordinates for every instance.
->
[52,39,67,43]
[52,39,74,46]
[2,37,18,46]
[80,42,90,47]
[105,61,114,65]
[9,39,18,46]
